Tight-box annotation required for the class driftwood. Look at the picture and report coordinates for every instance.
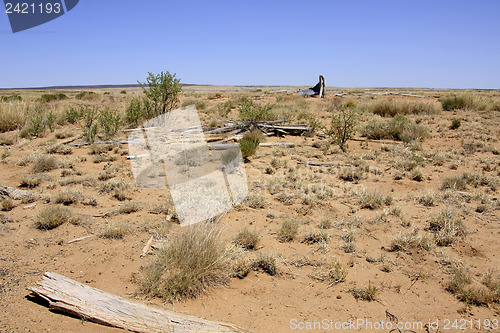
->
[140,236,155,258]
[259,142,295,148]
[70,140,129,147]
[257,124,311,135]
[67,235,95,244]
[0,185,29,200]
[297,161,341,167]
[29,272,247,333]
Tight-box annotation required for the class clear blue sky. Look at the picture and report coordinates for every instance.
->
[1,0,499,89]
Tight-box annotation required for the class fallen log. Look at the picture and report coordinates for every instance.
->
[0,185,29,200]
[257,124,311,135]
[297,161,343,167]
[67,235,95,244]
[29,272,247,333]
[140,236,155,258]
[259,142,295,148]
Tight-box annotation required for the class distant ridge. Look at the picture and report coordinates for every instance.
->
[0,83,200,91]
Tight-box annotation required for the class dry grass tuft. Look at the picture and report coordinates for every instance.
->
[278,220,299,242]
[369,98,441,117]
[390,229,434,252]
[429,207,465,246]
[32,155,58,173]
[141,224,232,302]
[100,223,130,239]
[251,253,280,276]
[53,190,81,205]
[302,230,330,245]
[233,229,260,250]
[34,206,79,230]
[350,282,378,301]
[359,188,392,209]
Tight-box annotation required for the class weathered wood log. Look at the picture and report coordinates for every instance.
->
[140,236,155,258]
[259,142,295,148]
[70,140,129,147]
[29,272,247,333]
[0,185,29,200]
[297,161,344,167]
[67,235,95,244]
[257,124,311,135]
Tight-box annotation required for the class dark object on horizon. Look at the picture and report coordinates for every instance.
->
[299,75,325,98]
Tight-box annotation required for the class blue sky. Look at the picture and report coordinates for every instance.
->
[1,0,499,89]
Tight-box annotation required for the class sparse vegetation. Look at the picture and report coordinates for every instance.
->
[32,155,58,173]
[390,229,434,252]
[324,105,356,152]
[278,220,299,242]
[350,282,378,301]
[100,223,130,239]
[141,224,231,302]
[239,133,260,159]
[446,266,500,305]
[451,118,461,129]
[238,98,275,122]
[302,230,330,245]
[429,207,465,246]
[34,206,79,230]
[234,229,260,250]
[252,253,280,276]
[361,115,429,143]
[368,98,441,117]
[139,71,182,118]
[359,188,391,209]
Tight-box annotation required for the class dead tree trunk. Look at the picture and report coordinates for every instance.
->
[29,272,248,333]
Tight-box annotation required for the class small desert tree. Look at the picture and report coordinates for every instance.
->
[138,71,182,118]
[324,105,357,152]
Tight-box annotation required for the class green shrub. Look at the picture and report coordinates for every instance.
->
[64,107,83,124]
[440,94,471,110]
[27,114,46,137]
[37,93,68,103]
[139,71,182,118]
[81,106,99,144]
[120,90,127,94]
[125,98,143,126]
[238,98,275,122]
[450,118,461,130]
[239,134,260,159]
[75,91,97,100]
[99,107,121,137]
[218,100,234,117]
[324,106,356,152]
[361,115,428,143]
[0,95,22,102]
